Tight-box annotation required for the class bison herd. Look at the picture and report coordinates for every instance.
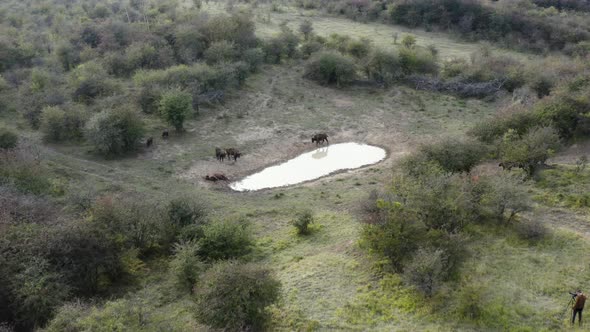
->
[144,131,329,183]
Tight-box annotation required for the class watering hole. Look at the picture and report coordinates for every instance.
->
[230,142,387,191]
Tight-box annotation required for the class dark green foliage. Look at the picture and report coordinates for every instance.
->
[167,196,208,228]
[195,261,281,331]
[406,137,489,174]
[159,89,193,131]
[468,109,540,143]
[169,241,205,293]
[39,106,85,142]
[398,47,438,75]
[90,195,173,254]
[499,126,561,176]
[198,218,253,260]
[85,108,145,156]
[291,210,314,235]
[242,48,265,72]
[304,51,356,87]
[42,221,123,296]
[0,127,18,149]
[299,19,314,39]
[263,28,300,64]
[403,248,446,296]
[363,49,402,85]
[388,0,589,52]
[204,41,236,65]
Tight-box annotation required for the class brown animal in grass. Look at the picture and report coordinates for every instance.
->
[204,173,229,182]
[311,133,329,145]
[146,137,153,148]
[215,147,227,162]
[162,130,169,138]
[225,148,241,161]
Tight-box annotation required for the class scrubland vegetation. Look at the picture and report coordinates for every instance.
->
[1,0,590,331]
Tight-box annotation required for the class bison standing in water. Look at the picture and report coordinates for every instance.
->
[312,133,329,145]
[225,148,241,161]
[215,147,227,162]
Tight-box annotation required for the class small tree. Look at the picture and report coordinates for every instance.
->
[195,261,281,331]
[304,51,356,87]
[169,240,205,293]
[85,108,145,155]
[204,41,236,65]
[499,126,560,177]
[40,106,86,142]
[403,248,446,297]
[480,173,529,222]
[401,35,417,48]
[198,218,253,260]
[159,89,193,131]
[299,19,314,40]
[291,210,314,235]
[0,127,18,149]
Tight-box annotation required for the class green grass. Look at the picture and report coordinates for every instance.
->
[534,165,590,211]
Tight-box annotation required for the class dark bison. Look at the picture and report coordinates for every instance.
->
[226,148,241,161]
[312,133,329,145]
[146,137,153,148]
[204,173,229,182]
[162,130,169,138]
[215,147,227,162]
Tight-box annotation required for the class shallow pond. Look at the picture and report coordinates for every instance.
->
[230,142,387,192]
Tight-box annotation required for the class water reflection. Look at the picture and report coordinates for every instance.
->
[230,142,386,192]
[311,147,328,159]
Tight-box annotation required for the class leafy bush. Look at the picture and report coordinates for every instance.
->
[242,48,265,72]
[204,41,236,65]
[363,49,402,85]
[0,127,18,149]
[198,218,253,260]
[159,89,193,131]
[85,108,145,155]
[195,261,281,331]
[169,241,205,293]
[304,51,356,87]
[403,248,446,297]
[398,47,438,75]
[499,126,561,176]
[479,173,529,222]
[40,106,85,142]
[291,210,314,235]
[408,137,488,174]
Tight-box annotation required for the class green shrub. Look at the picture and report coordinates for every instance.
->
[304,51,356,87]
[85,108,145,156]
[167,196,208,228]
[169,240,205,293]
[414,137,489,173]
[242,48,265,72]
[479,173,529,222]
[398,47,438,75]
[159,88,193,131]
[0,127,18,149]
[499,126,561,176]
[363,49,402,85]
[403,248,446,297]
[291,210,314,235]
[204,41,236,65]
[198,218,253,260]
[40,106,85,142]
[195,261,281,331]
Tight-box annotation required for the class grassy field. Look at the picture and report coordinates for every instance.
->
[201,1,539,61]
[6,2,590,330]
